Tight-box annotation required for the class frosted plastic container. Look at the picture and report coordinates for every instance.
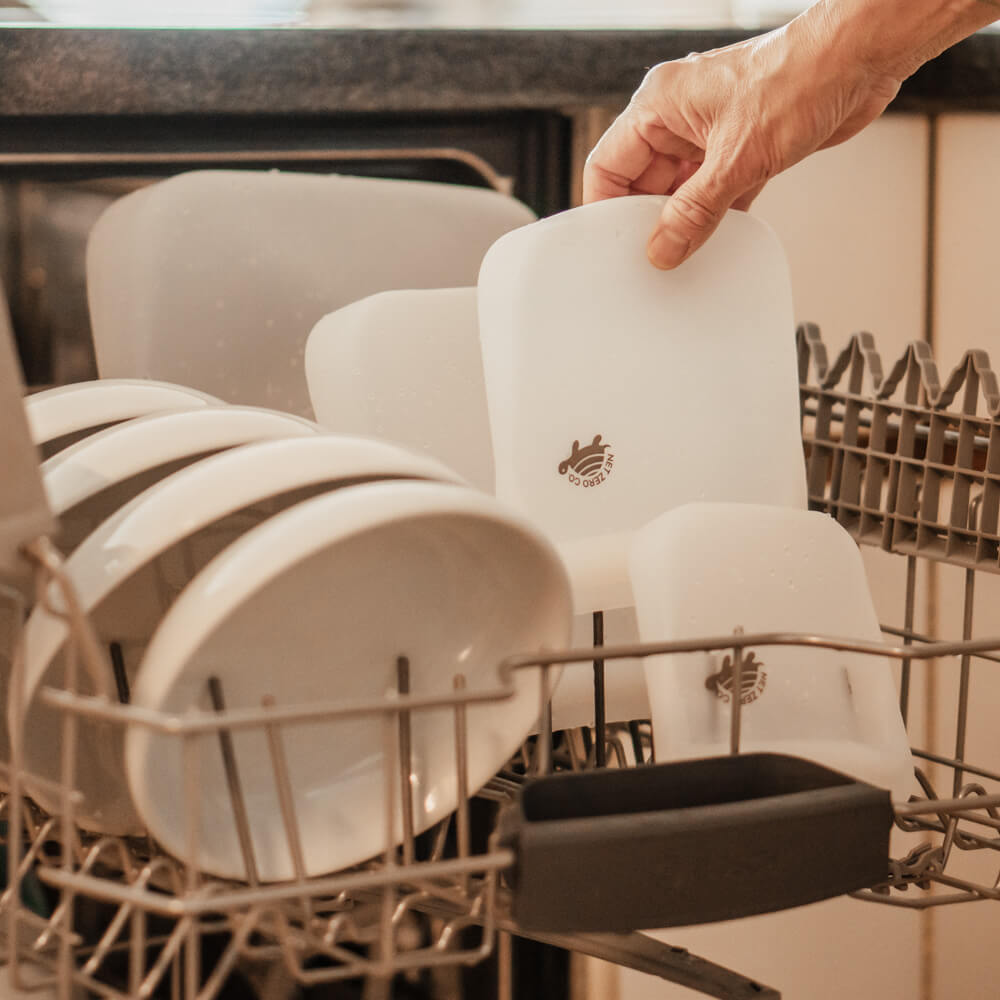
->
[305,288,493,492]
[87,170,535,418]
[628,502,915,798]
[477,196,807,612]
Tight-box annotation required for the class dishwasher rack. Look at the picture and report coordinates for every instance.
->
[4,325,1000,1000]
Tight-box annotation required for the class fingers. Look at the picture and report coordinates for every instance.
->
[646,155,748,270]
[583,102,704,203]
[583,112,655,203]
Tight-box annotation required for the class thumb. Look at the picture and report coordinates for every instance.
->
[647,159,743,269]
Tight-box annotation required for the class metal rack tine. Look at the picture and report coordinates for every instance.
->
[953,566,976,797]
[207,676,259,886]
[627,720,645,766]
[536,664,553,775]
[261,693,312,921]
[729,627,745,756]
[593,611,606,768]
[453,673,470,896]
[108,640,130,704]
[396,655,416,868]
[899,555,917,726]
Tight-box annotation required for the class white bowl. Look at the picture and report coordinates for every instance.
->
[26,378,221,457]
[17,435,468,835]
[42,405,319,554]
[125,480,572,880]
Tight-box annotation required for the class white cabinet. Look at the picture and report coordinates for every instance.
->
[751,113,930,365]
[925,112,1000,1000]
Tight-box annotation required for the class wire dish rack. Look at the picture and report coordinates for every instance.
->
[4,325,1000,1000]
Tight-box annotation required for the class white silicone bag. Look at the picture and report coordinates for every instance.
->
[629,502,915,798]
[477,196,807,612]
[87,170,535,418]
[305,287,493,493]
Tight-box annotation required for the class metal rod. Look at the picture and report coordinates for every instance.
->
[260,694,312,922]
[378,712,397,980]
[900,556,917,725]
[453,674,470,897]
[628,720,646,766]
[396,656,415,868]
[58,625,80,1000]
[729,629,744,756]
[37,850,516,918]
[497,930,513,1000]
[592,611,606,768]
[801,401,991,452]
[207,676,259,886]
[108,641,130,704]
[39,621,1000,738]
[537,664,552,776]
[182,734,201,1000]
[128,903,144,998]
[953,569,976,796]
[911,747,1000,785]
[0,145,512,194]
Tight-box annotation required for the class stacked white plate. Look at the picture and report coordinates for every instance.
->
[15,378,573,880]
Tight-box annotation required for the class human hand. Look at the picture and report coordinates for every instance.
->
[583,0,999,270]
[583,10,901,269]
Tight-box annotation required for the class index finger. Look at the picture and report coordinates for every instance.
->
[583,107,705,203]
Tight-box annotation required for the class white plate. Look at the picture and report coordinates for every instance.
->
[18,435,468,835]
[125,480,571,880]
[42,405,319,554]
[26,378,221,457]
[629,502,915,797]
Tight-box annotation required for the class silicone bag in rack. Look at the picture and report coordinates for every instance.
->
[497,753,892,933]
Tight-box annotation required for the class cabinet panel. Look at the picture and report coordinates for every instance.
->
[751,113,929,365]
[928,112,1000,1000]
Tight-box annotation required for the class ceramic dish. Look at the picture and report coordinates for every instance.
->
[125,480,571,880]
[25,378,221,458]
[42,405,319,555]
[18,435,468,835]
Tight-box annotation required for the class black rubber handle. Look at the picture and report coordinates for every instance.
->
[498,752,893,933]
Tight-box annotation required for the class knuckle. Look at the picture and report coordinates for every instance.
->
[669,187,723,232]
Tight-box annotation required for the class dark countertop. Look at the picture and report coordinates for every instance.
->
[2,25,1000,118]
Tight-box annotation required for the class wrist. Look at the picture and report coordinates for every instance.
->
[795,0,999,85]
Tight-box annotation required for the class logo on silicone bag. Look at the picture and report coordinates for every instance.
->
[558,434,614,488]
[705,645,767,705]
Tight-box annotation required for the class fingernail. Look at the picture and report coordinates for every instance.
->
[648,227,690,270]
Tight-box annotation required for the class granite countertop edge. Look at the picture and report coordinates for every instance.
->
[1,25,999,117]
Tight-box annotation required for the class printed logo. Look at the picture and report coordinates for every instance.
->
[705,642,767,705]
[558,434,614,488]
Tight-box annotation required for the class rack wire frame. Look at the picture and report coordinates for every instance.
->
[4,326,1000,999]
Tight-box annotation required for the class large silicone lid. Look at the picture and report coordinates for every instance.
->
[477,197,807,612]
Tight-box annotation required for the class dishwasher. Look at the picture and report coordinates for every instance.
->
[2,321,999,1000]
